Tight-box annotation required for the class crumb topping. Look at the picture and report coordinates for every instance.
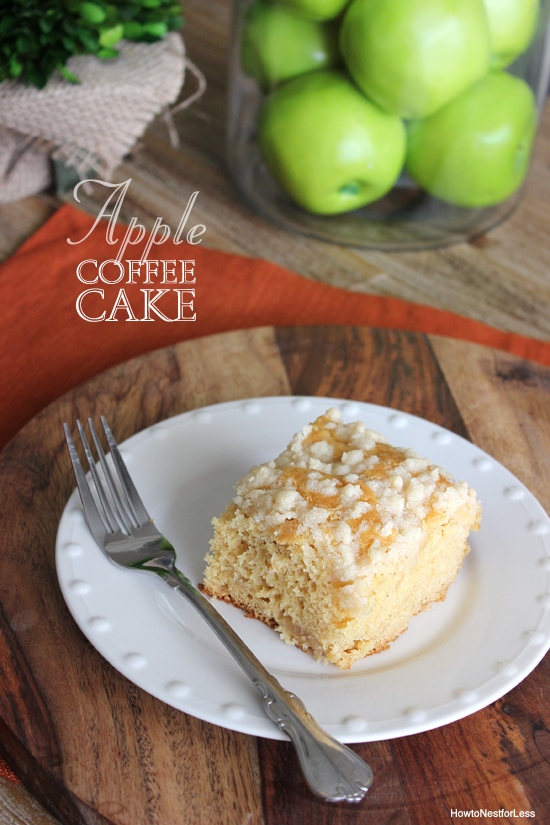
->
[231,408,479,575]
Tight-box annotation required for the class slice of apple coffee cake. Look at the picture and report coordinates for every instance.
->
[202,408,481,669]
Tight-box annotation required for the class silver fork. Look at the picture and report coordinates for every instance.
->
[63,416,373,804]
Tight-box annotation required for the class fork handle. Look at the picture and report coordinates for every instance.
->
[160,567,373,803]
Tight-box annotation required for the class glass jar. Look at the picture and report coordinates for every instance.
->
[227,0,550,250]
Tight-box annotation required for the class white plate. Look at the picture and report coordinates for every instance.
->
[55,396,550,743]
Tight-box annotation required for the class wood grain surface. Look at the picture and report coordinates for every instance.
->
[1,0,550,343]
[0,325,548,825]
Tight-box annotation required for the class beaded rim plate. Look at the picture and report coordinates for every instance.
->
[55,396,550,743]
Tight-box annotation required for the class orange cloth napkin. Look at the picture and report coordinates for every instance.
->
[0,758,20,782]
[1,202,549,452]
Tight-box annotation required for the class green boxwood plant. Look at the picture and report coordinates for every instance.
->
[0,0,184,88]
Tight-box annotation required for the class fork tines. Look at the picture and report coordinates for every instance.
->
[64,418,148,540]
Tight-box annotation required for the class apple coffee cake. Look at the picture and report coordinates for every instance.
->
[202,408,481,668]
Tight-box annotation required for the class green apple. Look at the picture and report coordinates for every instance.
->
[339,0,491,119]
[241,0,341,91]
[258,69,406,214]
[405,71,537,207]
[482,0,540,69]
[275,0,350,21]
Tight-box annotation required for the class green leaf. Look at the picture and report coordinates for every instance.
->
[37,17,53,33]
[16,33,35,53]
[142,20,167,37]
[96,46,119,58]
[9,55,23,77]
[123,21,143,38]
[79,2,107,25]
[99,23,124,47]
[76,27,100,51]
[58,64,82,84]
[102,5,119,26]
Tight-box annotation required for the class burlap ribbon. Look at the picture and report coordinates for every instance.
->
[0,32,198,203]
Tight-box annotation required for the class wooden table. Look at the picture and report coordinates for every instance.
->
[0,0,549,342]
[1,326,550,825]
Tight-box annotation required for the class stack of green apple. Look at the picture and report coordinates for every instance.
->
[242,0,540,216]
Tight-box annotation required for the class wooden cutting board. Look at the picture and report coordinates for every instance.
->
[0,326,549,825]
